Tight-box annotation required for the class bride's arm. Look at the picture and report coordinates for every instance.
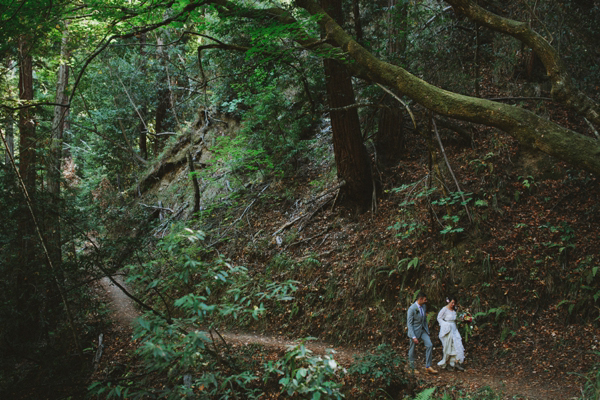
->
[437,307,447,325]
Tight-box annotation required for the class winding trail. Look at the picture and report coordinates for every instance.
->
[99,276,581,399]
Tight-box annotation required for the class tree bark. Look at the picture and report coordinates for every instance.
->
[18,37,35,193]
[4,115,14,166]
[376,107,404,165]
[377,0,408,166]
[47,25,69,272]
[187,152,201,214]
[154,35,171,156]
[352,0,362,43]
[321,0,373,211]
[17,35,37,339]
[138,33,148,160]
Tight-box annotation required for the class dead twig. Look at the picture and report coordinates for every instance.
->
[92,333,104,371]
[285,227,331,250]
[272,215,304,236]
[139,203,174,213]
[298,196,335,231]
[208,183,271,247]
[432,118,473,223]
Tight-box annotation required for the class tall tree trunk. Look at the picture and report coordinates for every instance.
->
[352,0,363,43]
[17,35,37,339]
[386,0,408,57]
[47,26,69,272]
[3,59,16,166]
[321,0,373,211]
[138,33,148,160]
[4,115,14,166]
[18,38,35,192]
[154,36,171,156]
[376,108,404,165]
[376,0,407,166]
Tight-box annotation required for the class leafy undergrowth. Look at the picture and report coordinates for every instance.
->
[194,109,600,397]
[88,76,600,398]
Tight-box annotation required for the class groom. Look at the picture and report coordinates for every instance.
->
[407,292,438,374]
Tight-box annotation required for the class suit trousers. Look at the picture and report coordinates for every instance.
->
[408,332,433,368]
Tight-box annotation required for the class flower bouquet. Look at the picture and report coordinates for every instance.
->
[457,310,476,341]
[459,311,473,323]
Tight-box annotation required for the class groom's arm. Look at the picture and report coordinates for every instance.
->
[407,305,416,339]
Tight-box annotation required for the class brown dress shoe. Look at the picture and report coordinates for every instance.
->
[425,367,438,374]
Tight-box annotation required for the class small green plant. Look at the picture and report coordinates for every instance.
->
[572,351,600,400]
[472,305,510,334]
[263,338,344,399]
[309,178,327,192]
[389,219,427,240]
[440,214,464,235]
[348,343,408,397]
[469,152,495,174]
[518,175,536,191]
[389,256,420,276]
[431,191,473,207]
[431,191,473,236]
[412,387,436,400]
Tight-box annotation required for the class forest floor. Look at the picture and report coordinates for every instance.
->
[97,275,586,399]
[92,95,600,399]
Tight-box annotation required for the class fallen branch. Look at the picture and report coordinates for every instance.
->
[139,203,174,213]
[310,181,346,204]
[285,227,331,249]
[208,184,271,247]
[92,333,104,371]
[584,117,600,140]
[298,196,335,232]
[272,214,304,236]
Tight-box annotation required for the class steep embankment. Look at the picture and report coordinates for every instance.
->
[96,102,600,398]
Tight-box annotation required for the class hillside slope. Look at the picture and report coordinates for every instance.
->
[116,102,600,397]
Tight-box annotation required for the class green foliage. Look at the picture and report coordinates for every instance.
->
[388,257,420,277]
[413,387,436,400]
[469,152,495,174]
[390,180,475,238]
[263,339,344,399]
[557,255,600,319]
[347,343,408,397]
[573,352,600,400]
[89,224,299,398]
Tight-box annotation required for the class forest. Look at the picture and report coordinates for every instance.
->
[1,0,600,398]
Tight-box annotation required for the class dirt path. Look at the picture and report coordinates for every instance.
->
[99,276,582,399]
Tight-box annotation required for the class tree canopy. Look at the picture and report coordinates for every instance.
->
[1,0,600,397]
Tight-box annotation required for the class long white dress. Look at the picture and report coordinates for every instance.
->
[436,306,465,367]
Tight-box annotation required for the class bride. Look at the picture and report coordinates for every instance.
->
[436,295,465,371]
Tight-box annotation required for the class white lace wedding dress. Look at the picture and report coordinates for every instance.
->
[437,306,465,367]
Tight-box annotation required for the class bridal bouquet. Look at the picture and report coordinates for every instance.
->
[457,310,476,342]
[458,311,473,323]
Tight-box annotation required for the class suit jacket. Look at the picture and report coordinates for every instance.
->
[407,302,430,339]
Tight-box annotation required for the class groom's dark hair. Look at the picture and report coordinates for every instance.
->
[416,291,427,299]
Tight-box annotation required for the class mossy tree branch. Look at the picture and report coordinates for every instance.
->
[295,0,600,176]
[444,0,600,127]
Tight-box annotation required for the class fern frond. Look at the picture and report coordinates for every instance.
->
[413,387,436,400]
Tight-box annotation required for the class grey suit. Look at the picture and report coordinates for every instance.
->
[407,302,433,368]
